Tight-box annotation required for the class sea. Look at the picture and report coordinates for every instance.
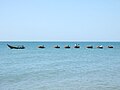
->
[0,42,120,90]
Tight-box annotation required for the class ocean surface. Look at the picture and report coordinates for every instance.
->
[0,42,120,90]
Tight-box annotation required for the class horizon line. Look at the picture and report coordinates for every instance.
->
[0,40,120,42]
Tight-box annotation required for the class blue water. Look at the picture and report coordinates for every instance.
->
[0,42,120,90]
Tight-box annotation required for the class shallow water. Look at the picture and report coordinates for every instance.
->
[0,42,120,90]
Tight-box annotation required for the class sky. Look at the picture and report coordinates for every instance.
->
[0,0,120,41]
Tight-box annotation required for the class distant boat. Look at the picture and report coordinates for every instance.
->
[74,44,80,48]
[38,45,45,48]
[108,46,113,48]
[7,44,25,49]
[96,45,103,49]
[86,45,93,48]
[54,45,60,48]
[64,45,70,48]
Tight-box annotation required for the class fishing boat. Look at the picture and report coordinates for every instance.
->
[7,44,25,49]
[96,45,103,49]
[54,45,60,48]
[64,45,70,48]
[86,45,93,48]
[74,44,80,48]
[38,45,45,48]
[108,46,113,48]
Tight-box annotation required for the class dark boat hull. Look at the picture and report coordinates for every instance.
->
[74,46,80,48]
[64,46,70,48]
[96,46,103,49]
[108,46,113,48]
[38,46,45,48]
[86,46,93,48]
[54,45,60,48]
[7,44,25,49]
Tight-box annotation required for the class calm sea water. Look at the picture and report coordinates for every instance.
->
[0,42,120,90]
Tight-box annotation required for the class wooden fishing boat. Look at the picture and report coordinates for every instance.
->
[7,44,25,49]
[86,45,93,48]
[96,45,103,49]
[108,46,113,48]
[64,45,70,48]
[74,44,80,48]
[38,45,45,48]
[54,45,60,48]
[74,46,80,48]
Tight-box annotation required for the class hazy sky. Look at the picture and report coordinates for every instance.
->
[0,0,120,41]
